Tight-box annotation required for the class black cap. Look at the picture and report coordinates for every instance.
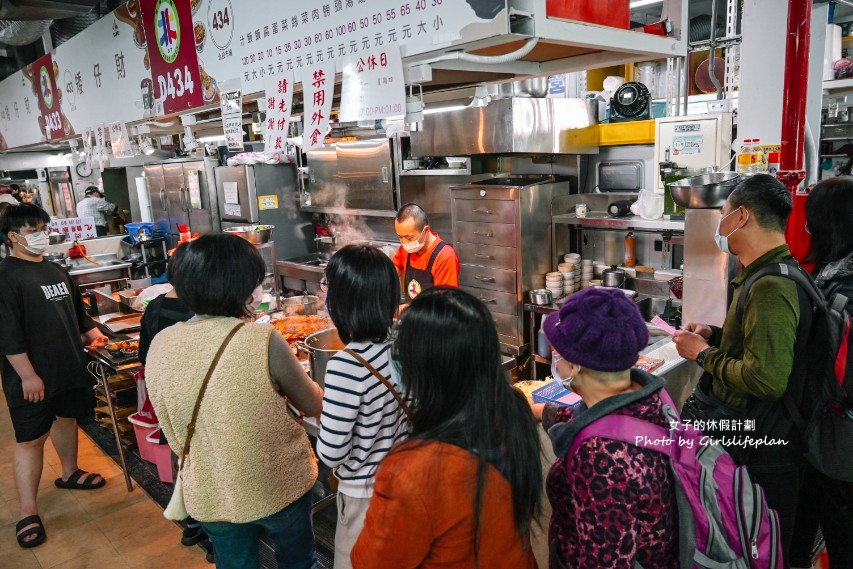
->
[84,186,101,196]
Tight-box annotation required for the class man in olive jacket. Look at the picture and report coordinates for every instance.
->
[674,174,810,561]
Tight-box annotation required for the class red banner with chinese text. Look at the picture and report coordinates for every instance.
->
[140,0,204,114]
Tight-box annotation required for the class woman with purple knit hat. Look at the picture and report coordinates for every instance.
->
[534,287,679,569]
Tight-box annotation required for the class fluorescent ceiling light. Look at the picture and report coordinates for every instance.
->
[630,0,663,7]
[197,135,227,143]
[424,105,468,115]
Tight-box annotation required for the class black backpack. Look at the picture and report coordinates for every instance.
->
[737,260,853,481]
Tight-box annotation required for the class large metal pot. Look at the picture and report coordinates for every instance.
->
[669,172,740,209]
[296,328,344,388]
[282,295,319,316]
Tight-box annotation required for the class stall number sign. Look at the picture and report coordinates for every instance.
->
[339,45,404,122]
[50,216,97,240]
[141,0,204,113]
[33,54,65,141]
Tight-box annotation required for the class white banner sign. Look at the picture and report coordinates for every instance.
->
[262,70,294,155]
[220,87,244,151]
[50,216,97,240]
[52,4,151,139]
[95,124,107,170]
[194,0,507,94]
[303,62,336,153]
[340,45,404,121]
[82,126,94,168]
[0,71,51,150]
[108,121,134,158]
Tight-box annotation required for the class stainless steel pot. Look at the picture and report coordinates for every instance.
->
[602,265,626,288]
[295,328,344,388]
[529,289,553,306]
[282,295,320,316]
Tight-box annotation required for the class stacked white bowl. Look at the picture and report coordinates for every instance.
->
[580,259,594,288]
[557,261,575,297]
[545,272,564,298]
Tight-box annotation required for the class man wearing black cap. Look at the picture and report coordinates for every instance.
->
[75,186,116,237]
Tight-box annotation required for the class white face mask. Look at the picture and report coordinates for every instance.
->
[17,231,49,255]
[551,353,575,391]
[714,208,748,255]
[401,227,427,254]
[247,285,264,313]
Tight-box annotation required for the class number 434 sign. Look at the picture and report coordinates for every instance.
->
[140,0,204,113]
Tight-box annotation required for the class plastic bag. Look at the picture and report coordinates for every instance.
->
[131,283,174,312]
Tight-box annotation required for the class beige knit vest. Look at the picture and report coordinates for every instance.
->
[146,317,318,523]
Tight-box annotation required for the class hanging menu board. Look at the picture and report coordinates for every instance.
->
[140,0,205,113]
[193,0,507,93]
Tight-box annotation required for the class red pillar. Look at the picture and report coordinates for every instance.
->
[776,0,813,266]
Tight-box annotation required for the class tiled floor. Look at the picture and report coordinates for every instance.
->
[0,390,209,569]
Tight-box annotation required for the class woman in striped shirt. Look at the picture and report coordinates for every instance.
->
[316,245,409,569]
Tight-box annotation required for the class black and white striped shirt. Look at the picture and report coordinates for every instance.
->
[316,341,409,498]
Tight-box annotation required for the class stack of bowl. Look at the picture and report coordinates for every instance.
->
[545,272,564,298]
[580,260,594,288]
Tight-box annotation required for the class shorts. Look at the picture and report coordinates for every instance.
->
[9,388,89,443]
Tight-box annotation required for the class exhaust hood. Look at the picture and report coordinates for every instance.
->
[409,97,598,156]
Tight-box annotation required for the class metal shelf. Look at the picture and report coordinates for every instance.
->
[552,213,685,231]
[821,137,853,141]
[300,206,397,218]
[823,78,853,92]
[399,168,473,177]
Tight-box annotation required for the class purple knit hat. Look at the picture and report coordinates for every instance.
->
[543,287,649,372]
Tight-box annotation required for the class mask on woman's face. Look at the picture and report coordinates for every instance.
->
[246,285,264,313]
[551,353,575,390]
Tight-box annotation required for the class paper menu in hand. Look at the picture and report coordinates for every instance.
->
[651,315,677,336]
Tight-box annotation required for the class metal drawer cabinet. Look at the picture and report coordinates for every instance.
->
[456,242,517,270]
[458,264,517,294]
[454,198,517,224]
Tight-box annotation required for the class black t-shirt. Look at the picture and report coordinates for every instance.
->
[0,257,96,408]
[138,293,193,366]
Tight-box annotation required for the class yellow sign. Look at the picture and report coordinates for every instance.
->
[258,195,278,210]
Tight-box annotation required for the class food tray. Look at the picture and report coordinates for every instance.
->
[532,381,583,408]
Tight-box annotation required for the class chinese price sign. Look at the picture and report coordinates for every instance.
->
[220,85,243,151]
[302,62,335,153]
[49,216,97,240]
[32,54,65,141]
[262,70,293,155]
[340,45,404,122]
[140,0,204,113]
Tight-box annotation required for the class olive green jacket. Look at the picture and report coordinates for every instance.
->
[702,245,801,409]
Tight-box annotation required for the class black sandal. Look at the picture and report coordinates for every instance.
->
[16,515,46,549]
[54,469,106,490]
